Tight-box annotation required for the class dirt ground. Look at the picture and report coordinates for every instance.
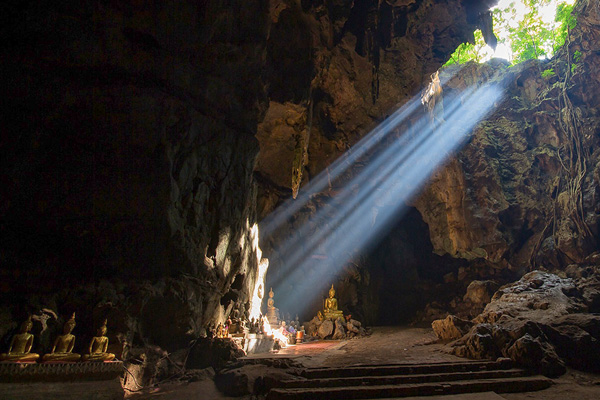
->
[130,326,600,399]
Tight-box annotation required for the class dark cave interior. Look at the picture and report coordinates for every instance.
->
[1,1,600,397]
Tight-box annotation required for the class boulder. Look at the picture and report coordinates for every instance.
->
[305,316,323,338]
[332,318,346,340]
[432,315,473,341]
[463,280,499,306]
[452,324,499,360]
[186,337,245,370]
[544,322,600,371]
[506,334,565,378]
[317,320,334,339]
[215,361,300,396]
[443,269,600,376]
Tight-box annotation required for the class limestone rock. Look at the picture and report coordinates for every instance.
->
[305,316,323,338]
[446,269,600,375]
[463,280,499,306]
[318,320,334,339]
[432,315,473,341]
[0,0,269,350]
[546,315,600,371]
[506,334,565,378]
[332,318,346,340]
[452,324,500,360]
[186,338,245,370]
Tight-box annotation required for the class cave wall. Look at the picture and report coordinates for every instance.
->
[258,0,499,322]
[5,0,597,355]
[414,0,600,273]
[0,0,269,349]
[259,0,600,324]
[256,0,497,200]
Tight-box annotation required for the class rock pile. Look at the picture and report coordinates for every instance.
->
[305,315,368,340]
[433,267,600,377]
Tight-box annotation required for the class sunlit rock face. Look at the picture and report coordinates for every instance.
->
[0,1,269,349]
[259,0,600,327]
[435,267,600,375]
[416,0,600,270]
[256,0,493,201]
[257,0,499,323]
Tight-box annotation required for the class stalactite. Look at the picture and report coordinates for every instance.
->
[367,2,380,104]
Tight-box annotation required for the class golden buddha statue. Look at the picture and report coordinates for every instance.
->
[0,316,40,362]
[82,320,115,362]
[323,284,344,320]
[266,287,280,326]
[42,313,80,362]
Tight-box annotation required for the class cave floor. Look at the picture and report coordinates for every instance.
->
[246,325,464,367]
[14,326,590,400]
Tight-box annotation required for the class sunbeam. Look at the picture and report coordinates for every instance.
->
[261,80,504,318]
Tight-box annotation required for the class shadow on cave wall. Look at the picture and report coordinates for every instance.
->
[263,206,470,326]
[358,207,469,326]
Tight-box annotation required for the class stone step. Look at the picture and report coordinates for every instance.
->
[301,360,513,379]
[279,368,530,389]
[266,376,552,400]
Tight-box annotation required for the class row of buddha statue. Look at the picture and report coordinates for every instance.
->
[0,314,115,362]
[266,283,344,326]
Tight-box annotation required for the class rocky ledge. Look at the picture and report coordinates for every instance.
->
[433,262,600,377]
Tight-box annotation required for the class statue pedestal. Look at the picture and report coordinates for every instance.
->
[0,379,123,400]
[0,360,123,382]
[0,360,124,400]
[243,334,275,354]
[323,311,344,321]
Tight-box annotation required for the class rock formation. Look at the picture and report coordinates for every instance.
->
[1,0,270,356]
[0,0,498,348]
[1,0,600,384]
[433,267,600,376]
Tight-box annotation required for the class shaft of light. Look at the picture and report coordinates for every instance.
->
[265,87,475,280]
[259,69,464,240]
[263,82,503,317]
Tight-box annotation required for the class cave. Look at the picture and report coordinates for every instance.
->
[1,0,600,399]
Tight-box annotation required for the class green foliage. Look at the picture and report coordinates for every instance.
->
[444,0,577,67]
[541,68,556,78]
[444,30,488,66]
[571,50,582,75]
[497,0,552,64]
[571,63,579,74]
[554,3,577,52]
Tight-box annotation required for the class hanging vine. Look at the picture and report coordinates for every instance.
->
[530,19,591,268]
[554,29,592,240]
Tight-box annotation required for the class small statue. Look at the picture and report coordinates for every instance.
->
[0,316,40,362]
[216,322,225,338]
[323,284,344,320]
[82,320,115,361]
[258,314,264,334]
[266,288,280,326]
[42,313,80,362]
[224,318,231,336]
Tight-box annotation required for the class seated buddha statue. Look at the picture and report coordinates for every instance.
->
[42,313,80,362]
[266,288,280,326]
[0,316,40,362]
[82,320,115,362]
[323,284,344,320]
